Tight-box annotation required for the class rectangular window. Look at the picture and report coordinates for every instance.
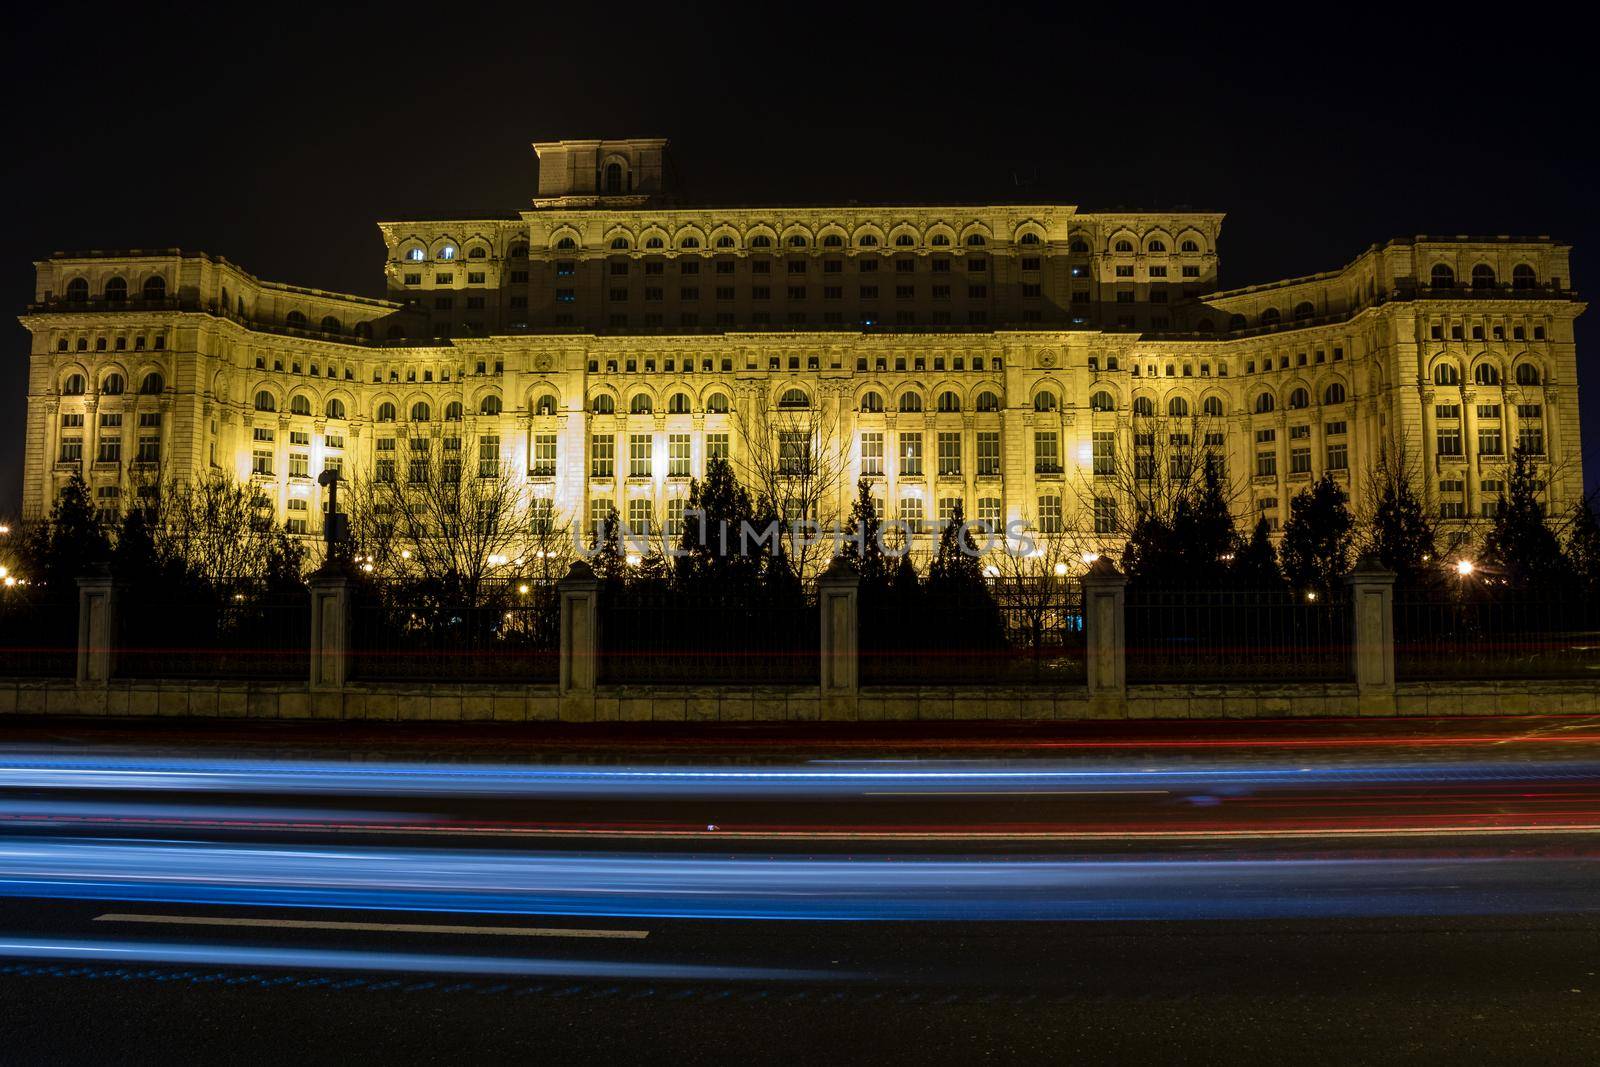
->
[1325,420,1347,437]
[779,432,810,475]
[1255,449,1277,478]
[252,449,273,475]
[899,432,923,477]
[706,433,729,464]
[977,497,1002,528]
[1290,446,1311,474]
[937,432,961,476]
[531,433,557,477]
[1517,405,1545,455]
[1034,431,1060,474]
[134,435,159,462]
[477,435,500,477]
[937,496,962,528]
[1477,427,1503,456]
[1094,495,1117,535]
[289,452,309,478]
[977,432,1000,477]
[860,432,884,476]
[1435,404,1460,420]
[627,498,653,537]
[531,498,554,535]
[589,498,612,536]
[1037,495,1063,534]
[1092,431,1115,475]
[1326,442,1349,471]
[899,496,924,533]
[591,434,615,478]
[1289,424,1310,440]
[668,434,690,477]
[59,436,82,463]
[628,434,652,478]
[663,497,685,538]
[252,426,273,442]
[1476,404,1502,421]
[1437,427,1463,456]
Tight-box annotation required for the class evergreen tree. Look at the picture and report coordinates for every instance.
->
[23,474,111,598]
[924,505,1005,654]
[1367,456,1437,589]
[839,480,891,593]
[1279,473,1355,595]
[1231,515,1284,589]
[590,507,626,586]
[1565,496,1600,595]
[673,457,762,595]
[1121,458,1237,587]
[1483,447,1570,591]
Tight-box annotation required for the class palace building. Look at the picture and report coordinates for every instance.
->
[17,137,1586,557]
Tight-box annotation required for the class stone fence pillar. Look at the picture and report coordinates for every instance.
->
[1082,558,1127,712]
[76,564,116,686]
[309,568,350,691]
[558,560,600,720]
[1346,555,1397,714]
[817,557,860,718]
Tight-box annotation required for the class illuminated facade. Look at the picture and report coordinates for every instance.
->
[18,138,1586,555]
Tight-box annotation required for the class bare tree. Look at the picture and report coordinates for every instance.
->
[131,470,305,590]
[731,390,851,580]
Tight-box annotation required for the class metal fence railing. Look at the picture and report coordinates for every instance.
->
[1395,594,1600,680]
[1126,588,1351,684]
[350,584,559,684]
[0,596,78,678]
[598,590,819,685]
[860,580,1087,686]
[116,586,311,680]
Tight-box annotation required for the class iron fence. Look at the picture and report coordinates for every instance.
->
[0,596,78,678]
[1125,587,1351,684]
[116,585,310,680]
[1395,594,1600,680]
[350,583,559,683]
[860,579,1086,686]
[598,589,819,685]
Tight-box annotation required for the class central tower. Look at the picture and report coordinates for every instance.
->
[531,137,676,208]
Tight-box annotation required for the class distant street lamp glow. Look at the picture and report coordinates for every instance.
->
[1455,559,1475,576]
[1081,552,1100,564]
[625,554,643,567]
[2,577,14,588]
[1053,562,1069,577]
[518,583,530,594]
[400,549,411,560]
[1305,590,1319,602]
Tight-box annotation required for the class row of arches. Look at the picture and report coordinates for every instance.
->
[252,391,505,422]
[1432,357,1545,387]
[60,370,165,397]
[1429,263,1541,290]
[63,276,165,302]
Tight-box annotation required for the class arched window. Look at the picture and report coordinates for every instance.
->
[1202,396,1224,417]
[937,391,961,413]
[750,234,773,248]
[667,392,690,414]
[1090,391,1115,412]
[823,234,844,247]
[1472,264,1496,289]
[1196,318,1215,333]
[1255,392,1275,414]
[645,236,664,249]
[101,373,125,395]
[405,247,424,261]
[965,233,987,246]
[857,234,878,247]
[629,394,653,414]
[1228,314,1247,331]
[789,234,809,247]
[410,401,431,422]
[556,237,576,250]
[930,234,950,246]
[898,392,923,413]
[1070,239,1089,253]
[778,388,810,409]
[1114,239,1134,253]
[859,391,884,413]
[1473,362,1501,386]
[1293,302,1315,321]
[255,390,277,412]
[604,162,624,193]
[376,402,395,421]
[509,243,529,258]
[1515,362,1542,386]
[1259,307,1281,326]
[1431,264,1455,288]
[1323,382,1346,405]
[1513,264,1538,290]
[63,373,86,395]
[610,237,629,250]
[1019,232,1041,245]
[536,394,559,415]
[716,235,736,248]
[894,233,914,247]
[975,391,1000,412]
[1148,239,1167,253]
[325,398,346,419]
[706,392,730,414]
[104,277,127,301]
[1167,396,1189,417]
[142,276,166,301]
[468,246,487,259]
[1180,239,1200,253]
[444,401,463,421]
[66,278,89,301]
[1288,388,1309,409]
[353,321,372,339]
[286,310,308,327]
[681,236,700,249]
[592,395,615,415]
[1132,396,1155,417]
[291,395,312,416]
[1032,391,1057,412]
[438,245,455,260]
[480,395,503,415]
[1434,363,1460,386]
[139,372,163,395]
[321,316,341,334]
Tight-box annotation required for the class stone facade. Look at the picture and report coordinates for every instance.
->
[17,137,1585,546]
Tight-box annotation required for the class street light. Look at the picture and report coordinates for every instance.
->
[1081,552,1100,564]
[1455,559,1475,577]
[1053,561,1069,577]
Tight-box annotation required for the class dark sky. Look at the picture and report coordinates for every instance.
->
[4,5,1595,513]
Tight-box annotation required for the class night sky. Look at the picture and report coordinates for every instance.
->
[5,5,1595,514]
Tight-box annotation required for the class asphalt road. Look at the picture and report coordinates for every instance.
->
[2,715,1600,1063]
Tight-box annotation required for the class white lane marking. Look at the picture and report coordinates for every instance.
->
[93,913,648,939]
[864,790,1171,797]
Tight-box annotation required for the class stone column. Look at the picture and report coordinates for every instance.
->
[1082,558,1126,714]
[558,560,600,720]
[309,567,350,691]
[1345,555,1397,714]
[76,564,116,686]
[817,557,860,719]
